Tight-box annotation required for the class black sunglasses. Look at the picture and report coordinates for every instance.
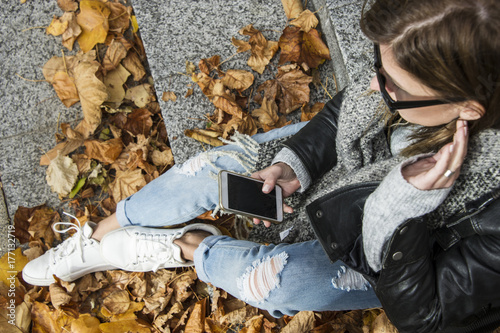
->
[373,44,466,113]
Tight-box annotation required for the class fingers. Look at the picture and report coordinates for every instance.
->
[252,204,293,228]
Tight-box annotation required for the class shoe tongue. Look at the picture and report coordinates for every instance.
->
[82,222,95,239]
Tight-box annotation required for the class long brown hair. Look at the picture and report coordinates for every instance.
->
[361,0,500,156]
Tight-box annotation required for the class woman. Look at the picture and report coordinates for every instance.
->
[23,0,500,331]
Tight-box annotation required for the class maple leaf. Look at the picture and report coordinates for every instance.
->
[122,51,146,81]
[84,137,123,164]
[125,83,155,108]
[109,169,146,203]
[281,0,304,19]
[104,64,131,104]
[198,55,221,75]
[256,65,313,114]
[279,26,331,69]
[46,15,69,36]
[212,81,245,118]
[61,12,82,51]
[46,153,79,197]
[252,97,279,127]
[221,69,254,91]
[192,72,216,99]
[233,24,279,74]
[290,9,319,33]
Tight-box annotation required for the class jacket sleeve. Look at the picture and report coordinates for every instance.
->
[373,197,500,333]
[282,89,344,182]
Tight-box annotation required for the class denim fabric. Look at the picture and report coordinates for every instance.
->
[115,122,380,316]
[195,236,381,317]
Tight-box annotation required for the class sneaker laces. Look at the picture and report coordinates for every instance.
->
[48,212,93,266]
[133,231,183,272]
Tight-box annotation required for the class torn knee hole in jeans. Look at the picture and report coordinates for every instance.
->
[237,252,288,304]
[331,266,370,292]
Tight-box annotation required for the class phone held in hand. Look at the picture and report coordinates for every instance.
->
[218,170,283,223]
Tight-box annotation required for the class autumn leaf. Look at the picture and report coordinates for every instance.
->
[279,26,331,69]
[104,64,131,104]
[99,319,151,333]
[84,137,123,164]
[162,91,177,102]
[125,83,155,108]
[212,85,245,119]
[281,311,316,333]
[185,298,207,333]
[221,69,254,91]
[193,72,216,99]
[102,38,129,72]
[61,12,82,51]
[223,115,258,138]
[281,0,304,20]
[233,25,279,74]
[49,283,72,309]
[290,9,319,33]
[122,51,146,81]
[73,53,109,137]
[57,0,78,12]
[0,248,28,288]
[46,153,79,197]
[256,65,313,114]
[28,207,61,247]
[231,37,252,53]
[123,108,153,136]
[76,0,111,53]
[102,289,131,315]
[51,71,80,107]
[107,2,131,34]
[252,97,279,126]
[70,314,101,333]
[40,139,84,166]
[46,15,69,36]
[151,148,174,167]
[185,129,224,147]
[109,169,146,202]
[301,102,324,121]
[198,55,221,75]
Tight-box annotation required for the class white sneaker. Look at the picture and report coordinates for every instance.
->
[100,223,222,272]
[22,220,116,286]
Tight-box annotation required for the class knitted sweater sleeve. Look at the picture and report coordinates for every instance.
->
[271,147,312,192]
[362,155,452,272]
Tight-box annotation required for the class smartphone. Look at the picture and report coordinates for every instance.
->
[218,170,283,223]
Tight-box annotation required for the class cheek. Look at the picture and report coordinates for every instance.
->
[370,76,380,91]
[398,106,458,126]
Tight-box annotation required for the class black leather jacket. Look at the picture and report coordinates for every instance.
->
[282,92,500,333]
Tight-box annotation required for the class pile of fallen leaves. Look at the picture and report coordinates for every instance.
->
[0,0,418,332]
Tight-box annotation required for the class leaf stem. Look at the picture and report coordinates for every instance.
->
[15,73,45,82]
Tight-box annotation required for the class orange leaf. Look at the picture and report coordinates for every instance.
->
[185,298,207,333]
[76,0,111,53]
[46,15,69,36]
[51,71,79,107]
[84,137,123,164]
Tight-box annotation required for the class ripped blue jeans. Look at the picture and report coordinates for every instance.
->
[115,122,381,316]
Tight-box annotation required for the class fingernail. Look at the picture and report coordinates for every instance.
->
[449,144,454,153]
[262,184,271,193]
[463,121,468,136]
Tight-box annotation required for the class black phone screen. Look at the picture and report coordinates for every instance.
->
[227,173,278,219]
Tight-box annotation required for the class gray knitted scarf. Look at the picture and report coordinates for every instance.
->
[249,73,500,244]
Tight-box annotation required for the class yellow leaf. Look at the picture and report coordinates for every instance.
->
[46,153,79,197]
[290,9,319,33]
[185,129,224,147]
[131,15,139,33]
[281,0,304,19]
[51,71,80,107]
[76,0,111,53]
[99,319,151,333]
[46,15,69,36]
[70,314,100,333]
[0,248,28,288]
[221,69,254,91]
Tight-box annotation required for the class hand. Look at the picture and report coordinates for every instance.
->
[251,163,299,227]
[402,120,468,190]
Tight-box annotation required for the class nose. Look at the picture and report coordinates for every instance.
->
[370,75,380,91]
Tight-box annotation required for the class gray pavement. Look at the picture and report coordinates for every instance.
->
[0,0,369,256]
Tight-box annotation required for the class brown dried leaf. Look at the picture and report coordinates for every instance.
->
[76,0,110,53]
[234,25,279,74]
[61,12,82,51]
[252,97,279,126]
[46,153,79,197]
[49,283,71,309]
[223,115,258,138]
[222,304,258,325]
[301,28,332,69]
[125,83,155,108]
[28,208,61,247]
[185,298,207,333]
[107,2,131,34]
[102,289,130,315]
[193,72,216,99]
[52,71,80,107]
[104,64,130,104]
[172,270,197,303]
[13,205,45,244]
[151,148,174,167]
[290,9,319,33]
[242,314,264,333]
[99,319,151,333]
[221,69,254,91]
[301,102,324,121]
[281,311,315,333]
[102,39,129,72]
[281,0,304,19]
[162,91,177,102]
[57,0,78,12]
[198,55,221,75]
[109,168,147,202]
[278,26,302,65]
[185,129,224,147]
[40,139,84,166]
[30,302,59,333]
[46,16,68,36]
[372,312,398,333]
[231,37,252,53]
[84,137,123,164]
[123,108,153,136]
[122,51,146,81]
[186,60,196,75]
[185,88,194,98]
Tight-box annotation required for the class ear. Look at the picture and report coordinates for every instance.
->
[459,101,485,121]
